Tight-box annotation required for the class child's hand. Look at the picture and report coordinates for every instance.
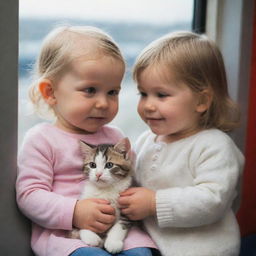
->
[73,198,116,233]
[118,187,156,220]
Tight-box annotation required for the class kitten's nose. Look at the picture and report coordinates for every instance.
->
[96,173,103,180]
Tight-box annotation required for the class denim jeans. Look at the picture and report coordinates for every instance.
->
[70,247,153,256]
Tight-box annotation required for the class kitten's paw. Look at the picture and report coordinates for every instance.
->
[68,229,80,239]
[104,239,124,254]
[79,229,103,247]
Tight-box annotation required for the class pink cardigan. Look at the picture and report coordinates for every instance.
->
[16,123,156,256]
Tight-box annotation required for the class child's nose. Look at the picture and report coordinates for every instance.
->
[144,100,156,111]
[95,96,108,109]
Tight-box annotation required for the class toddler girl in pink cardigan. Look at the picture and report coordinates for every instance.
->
[16,26,156,256]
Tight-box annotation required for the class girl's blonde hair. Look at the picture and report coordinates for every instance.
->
[29,25,125,119]
[133,31,240,132]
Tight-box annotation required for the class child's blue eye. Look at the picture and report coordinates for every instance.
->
[138,91,147,97]
[85,87,96,94]
[108,90,119,96]
[157,93,169,98]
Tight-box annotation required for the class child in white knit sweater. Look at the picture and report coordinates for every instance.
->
[118,31,244,256]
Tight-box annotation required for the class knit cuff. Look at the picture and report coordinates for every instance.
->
[59,197,77,230]
[156,189,174,228]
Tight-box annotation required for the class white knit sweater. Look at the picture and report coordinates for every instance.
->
[135,129,244,256]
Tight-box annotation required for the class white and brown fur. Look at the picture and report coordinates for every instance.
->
[70,138,133,253]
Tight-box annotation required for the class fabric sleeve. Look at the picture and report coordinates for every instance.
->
[156,135,244,228]
[16,129,77,230]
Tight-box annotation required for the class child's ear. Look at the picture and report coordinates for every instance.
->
[196,88,213,113]
[39,79,56,106]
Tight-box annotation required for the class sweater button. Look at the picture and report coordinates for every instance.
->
[152,155,158,161]
[151,165,157,171]
[156,145,162,151]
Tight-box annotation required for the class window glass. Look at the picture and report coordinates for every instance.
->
[19,0,193,145]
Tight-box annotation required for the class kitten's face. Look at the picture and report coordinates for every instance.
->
[80,138,132,188]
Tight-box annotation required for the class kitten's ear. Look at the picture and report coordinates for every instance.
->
[80,141,95,160]
[114,137,131,155]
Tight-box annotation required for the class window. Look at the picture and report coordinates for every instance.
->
[19,0,194,145]
[1,0,253,254]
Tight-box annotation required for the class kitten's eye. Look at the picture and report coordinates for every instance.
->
[105,162,113,169]
[89,162,97,168]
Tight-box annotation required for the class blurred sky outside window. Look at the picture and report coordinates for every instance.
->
[19,0,194,146]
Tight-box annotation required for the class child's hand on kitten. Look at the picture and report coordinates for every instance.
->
[73,198,116,233]
[118,187,156,220]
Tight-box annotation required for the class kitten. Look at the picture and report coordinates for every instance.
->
[70,137,133,253]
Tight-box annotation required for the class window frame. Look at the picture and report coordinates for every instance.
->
[192,0,207,33]
[0,0,34,255]
[0,0,254,254]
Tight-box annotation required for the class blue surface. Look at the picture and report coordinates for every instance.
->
[240,234,256,256]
